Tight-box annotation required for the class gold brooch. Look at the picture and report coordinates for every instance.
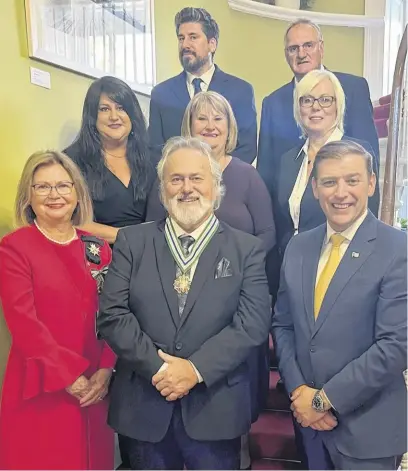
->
[174,273,191,295]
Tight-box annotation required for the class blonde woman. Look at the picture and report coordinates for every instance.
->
[268,69,380,254]
[0,151,115,469]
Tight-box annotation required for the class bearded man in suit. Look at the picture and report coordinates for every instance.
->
[98,136,270,470]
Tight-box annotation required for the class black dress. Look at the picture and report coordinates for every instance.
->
[92,170,146,228]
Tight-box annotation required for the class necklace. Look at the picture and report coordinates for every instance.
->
[34,219,77,245]
[104,149,126,159]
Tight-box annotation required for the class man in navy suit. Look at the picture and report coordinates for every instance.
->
[272,140,407,470]
[257,19,379,180]
[148,7,257,164]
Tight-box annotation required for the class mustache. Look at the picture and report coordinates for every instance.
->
[181,49,196,57]
[176,194,200,202]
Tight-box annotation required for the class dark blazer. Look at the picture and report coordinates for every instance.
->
[257,72,380,181]
[148,65,257,163]
[268,136,380,253]
[97,221,270,442]
[272,212,407,459]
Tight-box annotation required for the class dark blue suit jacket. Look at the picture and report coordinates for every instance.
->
[269,136,380,253]
[272,211,407,459]
[263,136,379,299]
[148,65,257,163]
[257,72,379,180]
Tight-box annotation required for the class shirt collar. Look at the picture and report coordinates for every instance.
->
[186,64,215,87]
[296,127,344,160]
[171,214,214,241]
[325,210,368,245]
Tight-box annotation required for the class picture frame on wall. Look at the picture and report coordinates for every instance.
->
[24,0,156,96]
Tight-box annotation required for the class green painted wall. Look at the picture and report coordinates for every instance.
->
[154,0,365,115]
[0,0,366,236]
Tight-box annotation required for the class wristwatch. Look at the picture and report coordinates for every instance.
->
[312,390,325,412]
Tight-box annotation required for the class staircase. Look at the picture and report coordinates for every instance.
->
[249,336,302,470]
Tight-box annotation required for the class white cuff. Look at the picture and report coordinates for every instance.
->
[188,360,203,383]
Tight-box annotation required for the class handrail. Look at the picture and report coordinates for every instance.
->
[380,25,407,225]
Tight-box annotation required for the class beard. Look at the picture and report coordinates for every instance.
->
[179,51,209,74]
[165,194,213,229]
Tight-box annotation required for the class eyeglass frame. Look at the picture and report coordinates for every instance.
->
[285,40,321,56]
[31,181,75,196]
[299,95,336,109]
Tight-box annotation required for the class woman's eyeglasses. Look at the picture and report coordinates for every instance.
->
[299,96,336,108]
[32,182,75,196]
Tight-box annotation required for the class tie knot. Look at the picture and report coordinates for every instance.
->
[330,233,346,248]
[178,235,195,255]
[192,78,203,95]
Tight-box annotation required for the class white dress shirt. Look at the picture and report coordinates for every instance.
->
[289,127,344,234]
[157,216,215,382]
[186,64,215,99]
[316,210,368,286]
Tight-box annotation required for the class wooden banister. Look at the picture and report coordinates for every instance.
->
[380,25,407,225]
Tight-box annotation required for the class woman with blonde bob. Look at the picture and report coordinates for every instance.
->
[269,69,380,255]
[0,151,115,470]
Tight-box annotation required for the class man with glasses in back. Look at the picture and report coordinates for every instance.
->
[257,19,379,181]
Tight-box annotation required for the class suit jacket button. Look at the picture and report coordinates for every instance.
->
[175,342,183,351]
[310,348,315,353]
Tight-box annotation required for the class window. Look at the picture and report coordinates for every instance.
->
[25,0,156,95]
[383,0,407,96]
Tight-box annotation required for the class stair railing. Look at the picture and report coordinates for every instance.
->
[380,24,407,225]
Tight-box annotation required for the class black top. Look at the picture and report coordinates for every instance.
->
[64,146,147,228]
[92,170,146,228]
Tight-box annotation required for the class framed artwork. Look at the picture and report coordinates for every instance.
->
[25,0,156,95]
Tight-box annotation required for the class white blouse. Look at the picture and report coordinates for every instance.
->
[289,128,344,234]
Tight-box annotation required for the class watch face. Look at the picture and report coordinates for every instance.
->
[312,392,324,412]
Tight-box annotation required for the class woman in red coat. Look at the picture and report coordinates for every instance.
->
[0,150,116,470]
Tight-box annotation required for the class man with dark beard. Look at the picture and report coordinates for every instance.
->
[148,7,257,164]
[98,136,270,470]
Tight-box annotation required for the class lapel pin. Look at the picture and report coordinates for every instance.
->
[351,251,360,258]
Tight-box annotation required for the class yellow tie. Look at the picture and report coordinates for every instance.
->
[314,234,346,319]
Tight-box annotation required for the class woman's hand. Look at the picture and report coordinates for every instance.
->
[79,368,113,407]
[66,375,92,399]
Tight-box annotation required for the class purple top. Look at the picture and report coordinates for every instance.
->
[146,157,276,253]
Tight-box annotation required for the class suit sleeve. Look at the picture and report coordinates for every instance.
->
[323,248,407,415]
[247,166,276,253]
[231,83,257,164]
[346,77,379,162]
[97,229,162,380]
[271,239,307,394]
[189,241,270,387]
[148,89,165,163]
[98,242,117,369]
[257,97,274,194]
[0,239,90,399]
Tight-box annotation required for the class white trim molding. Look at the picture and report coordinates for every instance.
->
[228,0,386,100]
[228,0,383,27]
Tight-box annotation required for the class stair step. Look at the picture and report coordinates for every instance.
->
[267,371,290,411]
[252,458,302,470]
[249,411,297,461]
